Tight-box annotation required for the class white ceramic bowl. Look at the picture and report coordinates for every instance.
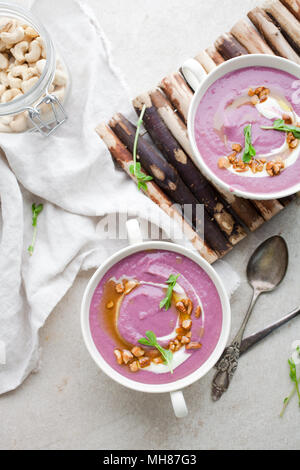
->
[81,220,231,418]
[183,54,300,200]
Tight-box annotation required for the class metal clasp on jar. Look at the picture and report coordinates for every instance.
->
[27,93,67,136]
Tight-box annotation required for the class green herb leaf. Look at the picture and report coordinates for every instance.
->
[129,105,153,192]
[261,119,300,139]
[280,357,300,417]
[288,358,297,383]
[289,358,300,407]
[138,330,173,373]
[145,330,157,346]
[243,124,256,163]
[156,345,174,374]
[159,274,180,311]
[138,338,152,346]
[28,203,43,256]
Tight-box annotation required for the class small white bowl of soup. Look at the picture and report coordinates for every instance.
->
[81,220,231,418]
[183,54,300,200]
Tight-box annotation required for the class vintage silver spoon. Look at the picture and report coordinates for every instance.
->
[211,235,289,401]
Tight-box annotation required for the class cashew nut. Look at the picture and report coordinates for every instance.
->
[25,66,37,80]
[0,39,6,52]
[24,26,39,39]
[11,40,29,63]
[1,26,24,46]
[1,88,22,103]
[10,64,37,81]
[0,52,8,70]
[0,83,6,96]
[52,86,66,102]
[10,64,27,79]
[7,72,22,89]
[25,39,41,63]
[9,113,28,132]
[36,36,46,59]
[0,71,9,87]
[21,76,39,94]
[53,69,67,87]
[0,19,16,33]
[36,58,46,75]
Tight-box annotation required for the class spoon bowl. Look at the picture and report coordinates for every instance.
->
[247,236,289,292]
[212,235,289,401]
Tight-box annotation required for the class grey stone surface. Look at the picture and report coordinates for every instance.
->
[1,0,300,450]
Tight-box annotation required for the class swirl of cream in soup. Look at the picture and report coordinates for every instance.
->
[217,89,300,178]
[116,278,203,374]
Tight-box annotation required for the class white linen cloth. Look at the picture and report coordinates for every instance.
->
[0,0,239,394]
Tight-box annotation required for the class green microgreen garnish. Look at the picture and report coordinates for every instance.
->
[289,358,300,405]
[242,124,256,163]
[159,274,180,311]
[261,119,300,139]
[138,330,173,373]
[129,104,153,191]
[280,357,300,417]
[28,203,43,256]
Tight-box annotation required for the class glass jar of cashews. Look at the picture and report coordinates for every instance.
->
[0,3,70,136]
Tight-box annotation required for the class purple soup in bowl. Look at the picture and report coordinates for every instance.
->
[81,220,231,417]
[187,55,300,200]
[89,249,223,385]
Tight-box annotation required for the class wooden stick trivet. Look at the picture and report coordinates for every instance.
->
[215,32,249,59]
[231,19,275,54]
[280,0,300,21]
[159,73,193,125]
[195,50,217,73]
[264,0,300,54]
[248,7,300,63]
[206,45,225,65]
[96,123,218,264]
[252,200,284,220]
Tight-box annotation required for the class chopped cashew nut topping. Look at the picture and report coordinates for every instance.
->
[182,319,192,330]
[186,342,202,350]
[131,346,145,358]
[115,283,125,294]
[195,306,201,318]
[129,361,139,372]
[122,350,134,364]
[248,86,270,104]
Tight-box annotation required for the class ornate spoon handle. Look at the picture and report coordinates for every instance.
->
[211,289,260,401]
[211,341,241,401]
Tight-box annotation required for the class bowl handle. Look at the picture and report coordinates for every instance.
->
[181,58,207,92]
[126,219,143,245]
[170,390,188,418]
